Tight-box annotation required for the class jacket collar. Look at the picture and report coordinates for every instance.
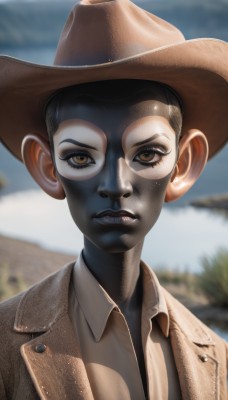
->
[14,262,74,333]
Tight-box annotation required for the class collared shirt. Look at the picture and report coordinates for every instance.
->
[69,253,181,400]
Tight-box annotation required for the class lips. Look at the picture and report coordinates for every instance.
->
[93,209,137,225]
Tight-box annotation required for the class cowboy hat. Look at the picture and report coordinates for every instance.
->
[0,0,227,160]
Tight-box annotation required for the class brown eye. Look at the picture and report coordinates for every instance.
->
[134,150,158,164]
[71,155,89,165]
[59,151,95,169]
[133,146,170,167]
[138,152,155,162]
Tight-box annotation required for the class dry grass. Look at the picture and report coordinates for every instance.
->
[0,235,76,301]
[0,262,26,301]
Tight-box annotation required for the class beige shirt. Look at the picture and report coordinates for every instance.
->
[69,253,181,400]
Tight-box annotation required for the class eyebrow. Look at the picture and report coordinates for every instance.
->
[59,139,97,150]
[131,133,169,148]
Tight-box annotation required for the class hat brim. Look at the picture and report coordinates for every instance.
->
[1,38,228,160]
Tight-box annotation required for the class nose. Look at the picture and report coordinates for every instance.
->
[97,157,133,199]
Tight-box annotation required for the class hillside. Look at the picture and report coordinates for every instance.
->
[0,1,227,48]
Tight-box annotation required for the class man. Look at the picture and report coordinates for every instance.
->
[0,1,227,399]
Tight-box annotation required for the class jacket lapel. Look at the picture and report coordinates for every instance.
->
[14,263,94,400]
[169,328,219,400]
[164,289,219,400]
[21,313,94,400]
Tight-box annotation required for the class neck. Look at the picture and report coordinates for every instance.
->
[83,238,144,313]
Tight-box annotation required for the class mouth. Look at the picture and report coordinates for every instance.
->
[93,209,137,225]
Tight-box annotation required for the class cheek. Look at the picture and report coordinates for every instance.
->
[138,172,172,212]
[138,173,172,232]
[129,174,172,223]
[59,178,96,237]
[56,174,91,217]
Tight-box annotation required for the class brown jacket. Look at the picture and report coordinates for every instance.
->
[0,262,227,400]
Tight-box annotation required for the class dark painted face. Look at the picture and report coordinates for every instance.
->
[52,94,178,252]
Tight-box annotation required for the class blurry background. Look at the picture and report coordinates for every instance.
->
[0,0,228,323]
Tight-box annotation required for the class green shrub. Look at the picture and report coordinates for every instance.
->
[198,248,228,307]
[155,267,197,288]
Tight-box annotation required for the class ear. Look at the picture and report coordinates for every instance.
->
[165,129,209,203]
[22,134,65,200]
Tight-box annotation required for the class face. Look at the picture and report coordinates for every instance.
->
[52,95,179,252]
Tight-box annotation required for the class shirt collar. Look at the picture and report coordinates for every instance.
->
[72,253,169,342]
[73,253,116,342]
[140,260,169,337]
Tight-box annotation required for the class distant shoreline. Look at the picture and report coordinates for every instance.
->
[0,0,227,48]
[190,194,228,211]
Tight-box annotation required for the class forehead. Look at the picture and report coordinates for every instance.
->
[46,80,182,142]
[54,89,174,135]
[58,98,171,134]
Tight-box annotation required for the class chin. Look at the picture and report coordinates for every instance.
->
[89,233,141,253]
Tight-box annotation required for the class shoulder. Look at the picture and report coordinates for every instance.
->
[0,261,75,344]
[163,287,228,349]
[0,291,30,391]
[162,288,228,395]
[0,261,73,314]
[0,262,75,397]
[0,291,24,334]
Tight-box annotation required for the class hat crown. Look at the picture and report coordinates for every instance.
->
[54,0,185,66]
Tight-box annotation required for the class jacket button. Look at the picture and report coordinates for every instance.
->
[35,343,46,353]
[199,354,208,362]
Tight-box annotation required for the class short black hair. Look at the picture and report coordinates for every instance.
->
[45,80,183,143]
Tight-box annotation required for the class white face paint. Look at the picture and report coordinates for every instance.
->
[54,119,107,180]
[122,116,177,180]
[53,116,177,181]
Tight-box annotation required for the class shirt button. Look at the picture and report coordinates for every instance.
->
[199,354,208,362]
[35,343,47,353]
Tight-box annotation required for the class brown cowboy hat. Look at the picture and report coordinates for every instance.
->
[0,0,227,160]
